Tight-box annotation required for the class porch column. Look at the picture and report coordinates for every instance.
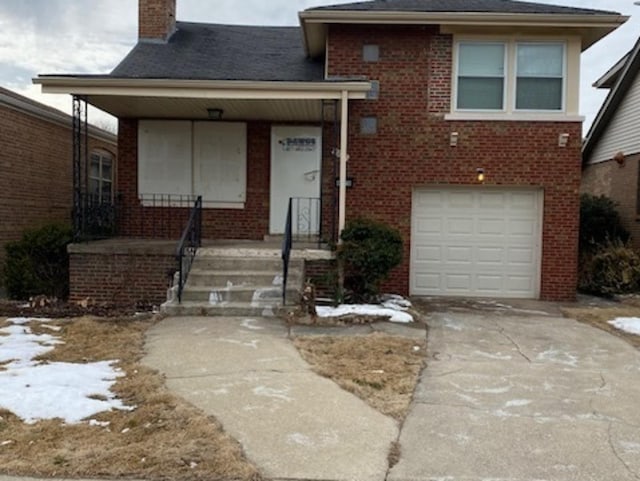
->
[338,90,349,242]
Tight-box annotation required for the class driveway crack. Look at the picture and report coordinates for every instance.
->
[492,320,532,363]
[607,421,640,480]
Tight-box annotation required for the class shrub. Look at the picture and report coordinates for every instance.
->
[337,218,403,302]
[579,194,629,254]
[579,240,640,297]
[2,224,73,300]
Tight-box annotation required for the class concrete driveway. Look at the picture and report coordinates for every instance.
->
[390,308,640,481]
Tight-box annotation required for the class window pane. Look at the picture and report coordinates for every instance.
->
[89,179,100,196]
[516,78,563,110]
[102,160,112,181]
[459,44,505,77]
[458,77,504,110]
[101,181,113,203]
[90,160,100,178]
[517,44,563,77]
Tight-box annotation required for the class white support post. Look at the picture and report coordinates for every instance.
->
[338,90,349,242]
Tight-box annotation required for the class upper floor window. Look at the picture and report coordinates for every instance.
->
[516,43,564,111]
[457,43,505,110]
[89,150,114,204]
[454,40,566,114]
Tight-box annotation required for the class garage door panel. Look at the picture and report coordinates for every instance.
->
[411,187,541,298]
[448,192,475,208]
[477,247,504,264]
[446,246,473,264]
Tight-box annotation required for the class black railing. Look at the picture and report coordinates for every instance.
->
[290,197,321,245]
[74,193,118,241]
[134,194,200,239]
[176,196,203,303]
[281,198,293,305]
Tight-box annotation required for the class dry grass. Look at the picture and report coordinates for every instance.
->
[562,306,640,349]
[0,316,260,481]
[293,333,426,420]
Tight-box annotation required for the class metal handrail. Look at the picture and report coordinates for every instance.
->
[176,196,203,303]
[281,197,293,305]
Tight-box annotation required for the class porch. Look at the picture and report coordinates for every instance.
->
[67,237,334,313]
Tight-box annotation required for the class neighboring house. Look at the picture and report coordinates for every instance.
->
[0,87,117,288]
[582,37,640,249]
[35,0,626,305]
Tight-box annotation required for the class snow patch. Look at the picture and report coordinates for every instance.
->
[505,399,532,408]
[241,319,264,331]
[0,318,133,424]
[316,304,413,324]
[608,317,640,336]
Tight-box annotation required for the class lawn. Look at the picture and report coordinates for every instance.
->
[562,305,640,349]
[0,312,427,479]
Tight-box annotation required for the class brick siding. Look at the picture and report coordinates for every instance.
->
[0,101,116,284]
[581,154,640,250]
[68,242,175,305]
[327,25,582,301]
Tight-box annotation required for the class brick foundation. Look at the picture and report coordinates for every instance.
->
[68,240,176,306]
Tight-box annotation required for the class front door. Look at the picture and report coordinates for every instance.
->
[270,126,322,235]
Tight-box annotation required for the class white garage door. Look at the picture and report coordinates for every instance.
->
[411,188,542,298]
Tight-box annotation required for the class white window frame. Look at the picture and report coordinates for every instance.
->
[455,42,507,113]
[89,149,114,204]
[514,42,566,113]
[449,37,576,122]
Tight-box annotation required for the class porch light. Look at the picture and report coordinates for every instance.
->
[207,108,224,120]
[477,168,485,183]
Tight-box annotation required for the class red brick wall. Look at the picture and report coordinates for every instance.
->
[117,119,270,240]
[327,25,582,301]
[581,155,640,250]
[0,103,116,281]
[68,248,175,305]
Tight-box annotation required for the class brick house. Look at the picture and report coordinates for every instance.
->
[0,87,117,291]
[582,36,640,249]
[35,0,625,308]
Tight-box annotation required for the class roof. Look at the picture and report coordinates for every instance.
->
[307,0,618,15]
[593,51,632,89]
[583,36,640,163]
[111,22,324,82]
[0,86,117,144]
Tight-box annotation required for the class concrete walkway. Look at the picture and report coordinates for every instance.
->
[143,316,399,481]
[389,311,640,481]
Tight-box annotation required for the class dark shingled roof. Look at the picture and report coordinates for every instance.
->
[308,0,618,15]
[111,22,324,81]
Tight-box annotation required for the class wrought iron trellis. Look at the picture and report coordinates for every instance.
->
[72,95,89,240]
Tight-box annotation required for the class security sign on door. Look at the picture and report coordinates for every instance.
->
[270,126,322,235]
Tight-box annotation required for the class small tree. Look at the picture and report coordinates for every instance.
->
[3,224,72,300]
[337,218,403,302]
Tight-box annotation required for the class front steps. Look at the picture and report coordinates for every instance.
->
[162,247,304,317]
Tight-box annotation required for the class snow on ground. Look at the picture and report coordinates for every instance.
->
[0,317,132,424]
[608,317,640,336]
[316,295,414,323]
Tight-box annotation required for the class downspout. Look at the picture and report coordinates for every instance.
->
[338,90,349,241]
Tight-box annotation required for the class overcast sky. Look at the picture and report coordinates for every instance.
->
[0,0,638,133]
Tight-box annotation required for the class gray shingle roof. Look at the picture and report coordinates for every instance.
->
[111,22,324,81]
[308,0,618,15]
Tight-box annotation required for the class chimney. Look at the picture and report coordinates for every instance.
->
[139,0,176,42]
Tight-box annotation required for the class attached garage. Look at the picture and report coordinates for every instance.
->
[411,187,542,298]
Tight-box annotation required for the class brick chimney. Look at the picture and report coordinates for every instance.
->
[139,0,176,42]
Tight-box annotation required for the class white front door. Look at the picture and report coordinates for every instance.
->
[270,126,322,235]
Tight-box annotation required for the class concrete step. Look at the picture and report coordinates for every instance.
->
[180,285,299,303]
[186,269,302,288]
[194,256,303,272]
[162,300,283,317]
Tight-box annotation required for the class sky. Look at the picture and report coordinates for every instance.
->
[0,0,638,133]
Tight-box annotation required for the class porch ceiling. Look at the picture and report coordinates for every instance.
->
[87,96,329,121]
[34,77,371,122]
